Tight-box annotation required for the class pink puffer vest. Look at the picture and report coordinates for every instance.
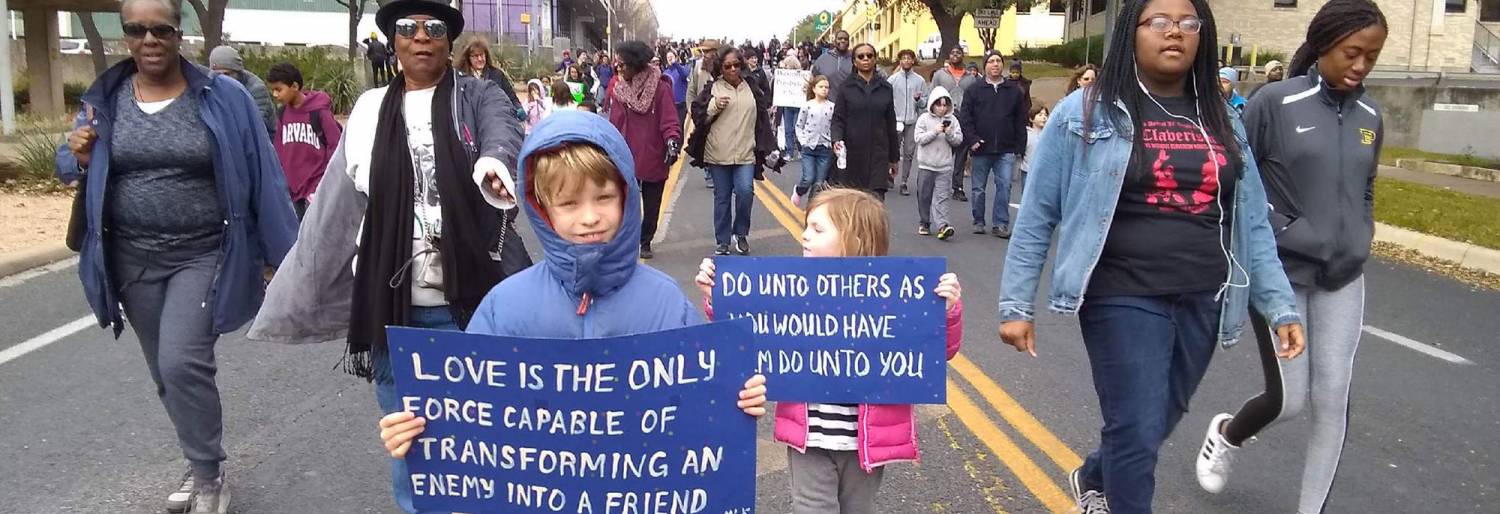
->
[773,301,964,473]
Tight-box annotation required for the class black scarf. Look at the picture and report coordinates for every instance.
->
[347,68,504,379]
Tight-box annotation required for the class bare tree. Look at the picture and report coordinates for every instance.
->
[880,0,1020,58]
[78,12,109,76]
[184,0,229,50]
[333,0,371,60]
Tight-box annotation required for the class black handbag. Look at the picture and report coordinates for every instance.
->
[65,178,86,252]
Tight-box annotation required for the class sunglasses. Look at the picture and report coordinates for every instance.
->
[722,61,743,70]
[854,53,876,60]
[394,18,448,40]
[1139,16,1203,34]
[121,22,179,39]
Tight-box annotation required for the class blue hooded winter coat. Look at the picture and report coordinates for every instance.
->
[55,57,299,336]
[466,112,702,338]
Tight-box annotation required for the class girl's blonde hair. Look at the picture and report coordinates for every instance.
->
[804,75,830,101]
[808,188,889,257]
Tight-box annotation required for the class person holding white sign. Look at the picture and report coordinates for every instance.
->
[694,188,963,514]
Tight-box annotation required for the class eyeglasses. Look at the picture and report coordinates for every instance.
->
[1139,16,1203,34]
[854,53,876,60]
[722,62,743,70]
[394,18,448,40]
[121,22,179,39]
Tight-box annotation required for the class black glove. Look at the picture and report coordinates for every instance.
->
[665,139,681,165]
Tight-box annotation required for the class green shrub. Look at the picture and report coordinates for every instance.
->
[14,119,63,180]
[13,80,88,114]
[1013,35,1104,68]
[239,46,364,114]
[492,41,561,84]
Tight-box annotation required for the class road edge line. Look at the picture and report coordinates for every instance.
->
[951,355,1085,472]
[0,315,95,366]
[947,379,1075,514]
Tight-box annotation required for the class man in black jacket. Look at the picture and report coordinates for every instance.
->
[960,51,1027,238]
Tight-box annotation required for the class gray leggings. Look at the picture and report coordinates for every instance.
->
[787,447,885,514]
[916,167,953,228]
[111,243,226,481]
[1224,276,1365,514]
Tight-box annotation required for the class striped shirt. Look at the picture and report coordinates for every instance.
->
[806,403,859,451]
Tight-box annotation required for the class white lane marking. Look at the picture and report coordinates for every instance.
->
[1362,325,1475,365]
[0,316,95,366]
[0,257,79,289]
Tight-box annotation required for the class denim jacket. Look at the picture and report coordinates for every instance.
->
[998,90,1300,347]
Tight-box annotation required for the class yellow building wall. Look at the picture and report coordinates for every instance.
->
[836,0,1022,60]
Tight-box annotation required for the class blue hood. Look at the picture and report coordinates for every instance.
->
[516,111,641,299]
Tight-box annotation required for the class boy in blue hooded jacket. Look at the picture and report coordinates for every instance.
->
[377,111,768,464]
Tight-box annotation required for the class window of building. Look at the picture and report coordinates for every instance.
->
[1069,0,1084,22]
[1484,0,1500,22]
[1090,0,1106,15]
[1448,0,1467,14]
[1273,0,1296,8]
[1051,0,1066,13]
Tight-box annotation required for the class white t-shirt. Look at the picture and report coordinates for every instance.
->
[404,87,446,307]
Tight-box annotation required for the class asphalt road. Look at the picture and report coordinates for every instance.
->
[1,157,1495,513]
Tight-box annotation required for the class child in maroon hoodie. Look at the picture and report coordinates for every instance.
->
[268,63,342,218]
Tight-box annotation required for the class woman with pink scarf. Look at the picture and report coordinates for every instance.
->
[604,40,682,260]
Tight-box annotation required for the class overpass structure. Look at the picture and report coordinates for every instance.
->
[3,0,120,132]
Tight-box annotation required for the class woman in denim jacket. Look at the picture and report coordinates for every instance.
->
[996,1,1307,513]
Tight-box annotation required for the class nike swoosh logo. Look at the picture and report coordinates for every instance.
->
[1296,126,1316,134]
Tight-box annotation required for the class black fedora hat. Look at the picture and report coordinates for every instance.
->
[376,0,464,42]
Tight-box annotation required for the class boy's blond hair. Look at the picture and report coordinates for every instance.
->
[527,143,623,208]
[808,188,889,257]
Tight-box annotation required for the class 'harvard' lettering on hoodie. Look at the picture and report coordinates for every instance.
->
[273,90,342,202]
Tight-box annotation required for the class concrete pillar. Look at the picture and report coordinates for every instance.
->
[22,8,62,117]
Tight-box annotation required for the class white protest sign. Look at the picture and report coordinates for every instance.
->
[773,69,811,109]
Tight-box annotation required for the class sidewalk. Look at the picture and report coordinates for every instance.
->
[1380,164,1500,199]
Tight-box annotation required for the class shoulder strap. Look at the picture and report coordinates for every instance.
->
[309,109,326,148]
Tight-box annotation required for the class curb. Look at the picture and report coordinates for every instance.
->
[1375,222,1500,275]
[0,243,74,279]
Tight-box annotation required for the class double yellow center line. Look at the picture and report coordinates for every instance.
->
[749,174,1083,514]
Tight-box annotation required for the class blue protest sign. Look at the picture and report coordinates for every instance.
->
[387,319,759,514]
[711,257,947,404]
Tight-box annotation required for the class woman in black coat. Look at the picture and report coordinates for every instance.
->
[831,43,899,200]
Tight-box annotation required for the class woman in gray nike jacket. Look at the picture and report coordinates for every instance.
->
[1192,2,1389,512]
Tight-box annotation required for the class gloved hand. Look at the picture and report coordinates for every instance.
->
[665,139,681,166]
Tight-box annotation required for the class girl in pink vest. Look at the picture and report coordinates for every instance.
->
[696,188,965,513]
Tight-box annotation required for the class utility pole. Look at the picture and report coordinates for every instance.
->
[1101,0,1118,63]
[0,0,13,135]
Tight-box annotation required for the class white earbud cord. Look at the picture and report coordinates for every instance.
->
[1132,66,1251,300]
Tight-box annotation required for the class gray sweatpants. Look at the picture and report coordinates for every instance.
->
[111,243,226,482]
[1227,276,1365,514]
[897,123,917,189]
[788,446,885,514]
[916,167,953,228]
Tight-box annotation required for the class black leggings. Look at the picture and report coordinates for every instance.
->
[640,179,666,244]
[1224,309,1282,445]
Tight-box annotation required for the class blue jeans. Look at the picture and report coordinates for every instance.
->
[373,306,460,514]
[1077,293,1220,514]
[708,163,755,245]
[780,107,800,152]
[969,153,1017,228]
[797,146,833,199]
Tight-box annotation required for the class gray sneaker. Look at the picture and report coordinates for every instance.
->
[165,469,193,513]
[188,473,230,514]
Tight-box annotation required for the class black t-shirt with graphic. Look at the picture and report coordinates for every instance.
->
[1089,95,1239,297]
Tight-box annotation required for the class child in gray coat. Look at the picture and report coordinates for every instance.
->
[913,86,964,240]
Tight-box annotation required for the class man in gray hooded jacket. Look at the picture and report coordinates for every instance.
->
[208,45,276,138]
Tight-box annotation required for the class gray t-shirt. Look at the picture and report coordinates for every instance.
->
[107,80,223,252]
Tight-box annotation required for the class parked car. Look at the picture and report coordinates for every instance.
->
[917,34,969,60]
[59,39,90,55]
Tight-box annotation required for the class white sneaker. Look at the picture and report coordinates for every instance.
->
[791,191,803,209]
[1069,467,1110,514]
[1196,413,1240,494]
